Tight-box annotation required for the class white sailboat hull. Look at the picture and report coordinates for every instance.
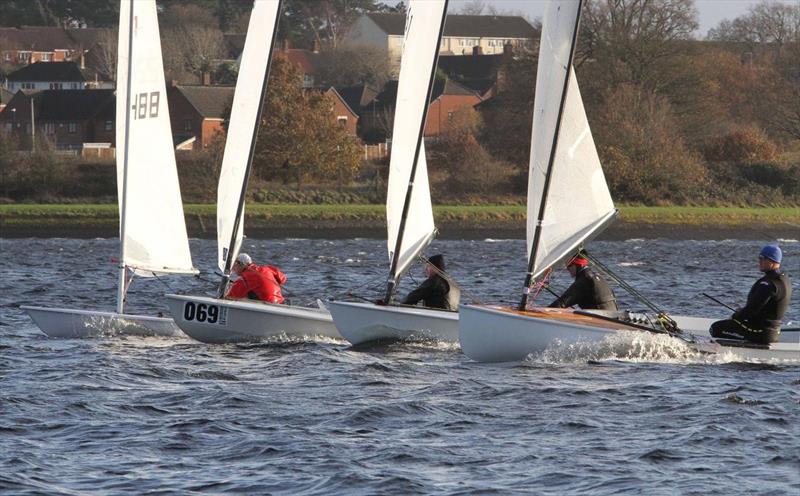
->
[164,294,340,343]
[459,305,800,363]
[328,301,459,346]
[21,305,182,338]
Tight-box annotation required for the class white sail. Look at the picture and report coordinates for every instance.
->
[385,0,445,279]
[526,0,615,279]
[116,0,195,275]
[216,0,281,272]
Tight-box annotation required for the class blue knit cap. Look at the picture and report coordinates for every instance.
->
[759,245,782,264]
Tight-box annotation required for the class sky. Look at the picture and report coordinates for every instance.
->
[447,0,785,37]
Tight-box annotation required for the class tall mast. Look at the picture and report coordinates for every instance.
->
[217,0,284,297]
[519,0,584,311]
[384,0,449,304]
[116,0,135,314]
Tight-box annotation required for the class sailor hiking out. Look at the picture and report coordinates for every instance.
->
[709,245,791,344]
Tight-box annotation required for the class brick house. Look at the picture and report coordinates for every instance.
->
[345,13,536,73]
[4,61,113,91]
[360,78,482,139]
[167,84,233,151]
[0,26,113,69]
[0,89,115,151]
[323,87,360,136]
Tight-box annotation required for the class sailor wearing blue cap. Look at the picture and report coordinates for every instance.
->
[709,245,791,344]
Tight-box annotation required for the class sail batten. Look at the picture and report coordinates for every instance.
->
[116,0,195,276]
[385,0,447,285]
[525,0,615,280]
[216,0,281,274]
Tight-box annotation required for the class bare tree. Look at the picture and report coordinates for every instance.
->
[316,44,391,87]
[707,0,800,45]
[460,0,486,15]
[90,29,117,81]
[579,0,699,89]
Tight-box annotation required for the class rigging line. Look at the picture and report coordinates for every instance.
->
[583,251,663,314]
[152,272,176,292]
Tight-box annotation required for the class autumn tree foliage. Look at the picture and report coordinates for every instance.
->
[592,84,708,204]
[254,56,362,185]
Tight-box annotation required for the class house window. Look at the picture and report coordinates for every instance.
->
[68,122,78,134]
[45,123,55,134]
[18,52,30,62]
[183,119,192,132]
[42,53,51,61]
[3,53,9,61]
[337,116,348,128]
[71,83,79,89]
[303,74,314,87]
[5,123,12,133]
[49,83,63,90]
[105,121,113,131]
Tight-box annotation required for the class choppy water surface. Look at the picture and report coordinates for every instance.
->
[1,237,798,494]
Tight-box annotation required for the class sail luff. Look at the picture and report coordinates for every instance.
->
[115,0,135,314]
[384,0,448,303]
[216,0,282,295]
[519,0,584,310]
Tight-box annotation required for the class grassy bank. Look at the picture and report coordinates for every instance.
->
[1,204,798,227]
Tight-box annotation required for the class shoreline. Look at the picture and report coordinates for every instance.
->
[1,220,796,240]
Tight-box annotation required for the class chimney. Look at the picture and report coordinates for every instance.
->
[282,39,290,52]
[472,45,483,56]
[312,39,320,54]
[80,51,85,69]
[202,71,211,86]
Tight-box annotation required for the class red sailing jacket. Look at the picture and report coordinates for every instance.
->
[227,264,286,304]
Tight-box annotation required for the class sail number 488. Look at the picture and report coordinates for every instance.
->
[183,301,226,325]
[132,91,160,119]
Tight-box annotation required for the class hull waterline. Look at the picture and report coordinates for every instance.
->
[22,305,182,338]
[328,300,459,346]
[165,294,340,343]
[459,305,800,363]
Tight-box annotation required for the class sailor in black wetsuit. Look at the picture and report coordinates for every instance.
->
[710,245,791,345]
[402,254,453,310]
[549,254,618,311]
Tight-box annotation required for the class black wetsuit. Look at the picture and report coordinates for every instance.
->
[549,267,618,311]
[403,275,451,310]
[710,270,791,344]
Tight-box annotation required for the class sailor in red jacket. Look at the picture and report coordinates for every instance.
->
[225,253,286,304]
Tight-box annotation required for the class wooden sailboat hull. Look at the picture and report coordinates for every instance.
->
[164,294,340,343]
[328,301,459,346]
[459,305,800,363]
[21,305,182,338]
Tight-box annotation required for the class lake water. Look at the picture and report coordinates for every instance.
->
[1,236,798,494]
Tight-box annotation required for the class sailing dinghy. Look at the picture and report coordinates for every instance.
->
[23,0,197,338]
[328,0,461,346]
[164,0,339,343]
[459,0,800,364]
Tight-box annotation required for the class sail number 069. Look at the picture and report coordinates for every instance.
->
[183,301,225,325]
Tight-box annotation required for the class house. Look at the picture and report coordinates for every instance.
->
[323,87,360,136]
[275,42,324,88]
[167,84,233,151]
[0,87,13,112]
[4,61,113,91]
[0,89,115,151]
[359,78,482,139]
[345,13,537,73]
[0,26,113,68]
[436,44,515,99]
[330,84,379,137]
